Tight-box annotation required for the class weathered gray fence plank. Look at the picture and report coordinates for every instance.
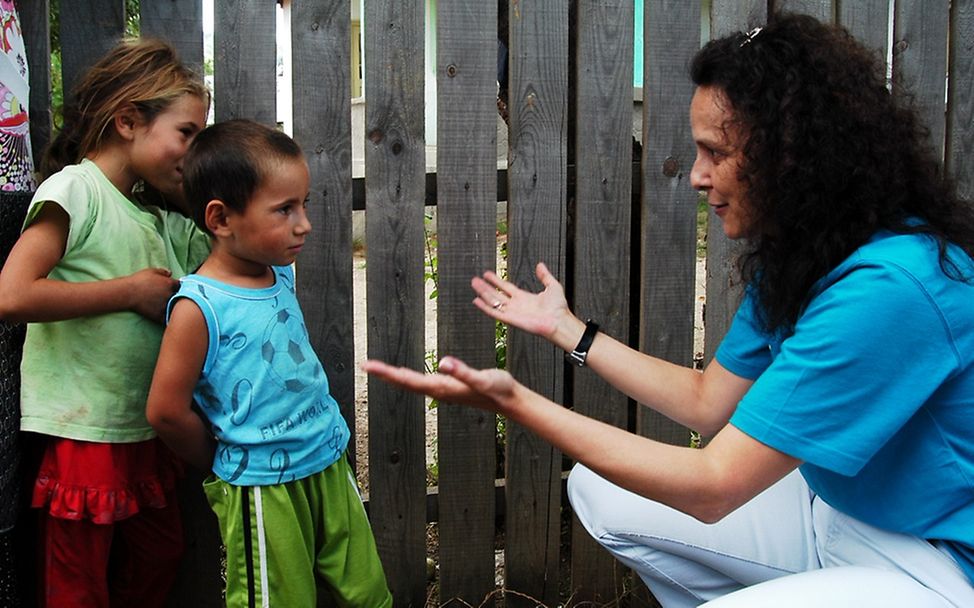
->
[19,0,50,171]
[838,0,890,64]
[213,0,276,125]
[639,0,698,441]
[505,0,568,604]
[774,0,834,21]
[140,0,203,72]
[364,0,428,604]
[291,2,357,467]
[702,1,767,365]
[947,0,974,201]
[60,0,125,96]
[435,0,499,605]
[893,0,949,161]
[569,0,633,602]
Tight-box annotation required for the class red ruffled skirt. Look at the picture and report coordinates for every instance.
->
[31,437,182,524]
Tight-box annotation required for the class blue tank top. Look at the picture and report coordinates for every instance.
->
[170,265,350,486]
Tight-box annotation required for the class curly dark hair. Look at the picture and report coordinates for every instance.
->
[691,12,974,333]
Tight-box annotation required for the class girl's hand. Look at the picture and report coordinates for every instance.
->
[128,267,180,323]
[471,262,574,341]
[363,356,520,416]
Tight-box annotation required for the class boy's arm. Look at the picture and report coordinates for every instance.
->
[147,298,215,472]
[0,203,179,323]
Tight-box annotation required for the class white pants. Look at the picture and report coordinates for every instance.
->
[567,465,974,607]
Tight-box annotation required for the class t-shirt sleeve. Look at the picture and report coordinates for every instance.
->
[715,287,774,380]
[729,262,959,476]
[160,209,211,275]
[24,171,96,254]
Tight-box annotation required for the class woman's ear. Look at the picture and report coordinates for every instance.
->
[204,200,233,237]
[113,104,143,142]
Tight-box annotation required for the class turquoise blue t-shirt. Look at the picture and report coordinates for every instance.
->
[717,231,974,584]
[170,265,350,486]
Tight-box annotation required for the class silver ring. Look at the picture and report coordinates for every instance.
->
[492,301,502,309]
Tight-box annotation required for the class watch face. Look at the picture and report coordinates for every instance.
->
[565,350,587,367]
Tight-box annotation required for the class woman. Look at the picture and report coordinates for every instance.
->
[365,13,974,606]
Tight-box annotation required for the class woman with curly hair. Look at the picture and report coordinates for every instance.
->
[365,12,974,606]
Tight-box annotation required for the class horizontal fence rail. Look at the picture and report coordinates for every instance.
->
[17,0,973,605]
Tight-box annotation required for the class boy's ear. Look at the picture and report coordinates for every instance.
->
[114,104,143,141]
[204,200,234,237]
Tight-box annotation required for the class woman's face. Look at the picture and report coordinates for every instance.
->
[689,85,753,239]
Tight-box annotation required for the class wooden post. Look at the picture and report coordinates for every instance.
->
[364,0,428,604]
[60,0,125,95]
[290,0,357,469]
[893,0,949,162]
[436,0,500,605]
[213,0,276,124]
[569,0,633,602]
[505,0,568,605]
[140,0,204,73]
[947,0,974,202]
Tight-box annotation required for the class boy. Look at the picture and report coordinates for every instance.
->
[146,120,391,608]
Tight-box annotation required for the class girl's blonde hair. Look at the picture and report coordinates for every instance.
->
[41,37,210,179]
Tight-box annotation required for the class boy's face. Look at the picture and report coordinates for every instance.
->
[225,157,312,268]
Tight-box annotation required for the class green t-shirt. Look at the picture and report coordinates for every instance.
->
[19,159,210,442]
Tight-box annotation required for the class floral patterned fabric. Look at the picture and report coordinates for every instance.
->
[0,0,35,192]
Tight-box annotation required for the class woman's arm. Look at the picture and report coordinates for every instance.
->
[363,356,799,522]
[0,203,180,323]
[472,262,751,435]
[146,298,214,472]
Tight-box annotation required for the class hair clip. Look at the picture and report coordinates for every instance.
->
[739,26,763,48]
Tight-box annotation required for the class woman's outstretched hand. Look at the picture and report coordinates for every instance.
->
[363,356,520,416]
[471,262,573,341]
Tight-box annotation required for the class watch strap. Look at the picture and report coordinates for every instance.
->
[565,319,599,367]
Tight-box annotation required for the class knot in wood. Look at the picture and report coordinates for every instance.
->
[446,64,458,78]
[662,156,680,178]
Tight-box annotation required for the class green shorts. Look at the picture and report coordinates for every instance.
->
[203,454,391,608]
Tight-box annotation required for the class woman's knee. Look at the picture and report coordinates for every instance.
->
[567,463,675,540]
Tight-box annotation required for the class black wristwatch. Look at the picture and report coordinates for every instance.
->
[565,319,599,367]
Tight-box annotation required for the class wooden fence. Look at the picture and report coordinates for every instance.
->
[17,0,974,606]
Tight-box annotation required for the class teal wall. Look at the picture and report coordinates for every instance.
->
[634,0,643,87]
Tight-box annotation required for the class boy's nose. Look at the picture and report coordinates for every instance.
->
[296,210,312,234]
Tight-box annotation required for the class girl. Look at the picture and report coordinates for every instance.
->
[0,38,210,607]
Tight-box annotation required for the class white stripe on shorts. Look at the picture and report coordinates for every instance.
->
[254,486,270,608]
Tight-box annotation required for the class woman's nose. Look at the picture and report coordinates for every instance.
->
[689,156,709,191]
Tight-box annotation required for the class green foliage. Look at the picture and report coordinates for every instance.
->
[422,217,511,485]
[697,193,708,258]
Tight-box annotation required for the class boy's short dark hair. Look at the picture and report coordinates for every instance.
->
[183,119,304,234]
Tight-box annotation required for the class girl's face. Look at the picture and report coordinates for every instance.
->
[129,93,207,197]
[689,85,753,239]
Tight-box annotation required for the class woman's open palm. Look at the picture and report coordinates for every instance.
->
[471,262,569,339]
[363,356,520,416]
